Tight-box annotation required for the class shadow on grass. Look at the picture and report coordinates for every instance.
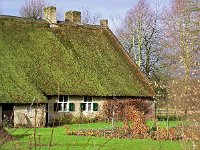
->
[0,134,32,148]
[0,126,16,147]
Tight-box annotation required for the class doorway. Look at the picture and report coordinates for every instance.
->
[2,104,14,127]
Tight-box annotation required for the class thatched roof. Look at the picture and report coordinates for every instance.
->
[0,16,154,103]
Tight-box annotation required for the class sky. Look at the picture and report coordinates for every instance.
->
[0,0,170,29]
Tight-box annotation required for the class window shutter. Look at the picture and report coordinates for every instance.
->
[93,103,98,111]
[69,103,75,111]
[80,103,85,111]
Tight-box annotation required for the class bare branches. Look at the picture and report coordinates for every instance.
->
[19,0,48,19]
[80,7,101,25]
[115,0,162,79]
[161,0,200,128]
[162,0,200,79]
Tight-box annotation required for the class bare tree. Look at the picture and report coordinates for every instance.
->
[80,7,101,25]
[162,0,200,109]
[19,0,48,19]
[115,0,162,79]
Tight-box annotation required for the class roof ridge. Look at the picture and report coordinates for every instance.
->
[0,15,103,30]
[58,22,101,30]
[0,15,45,22]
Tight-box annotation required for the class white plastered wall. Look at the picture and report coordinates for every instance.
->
[48,96,107,124]
[14,104,46,127]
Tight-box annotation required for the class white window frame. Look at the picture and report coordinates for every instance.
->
[57,95,69,112]
[83,96,93,112]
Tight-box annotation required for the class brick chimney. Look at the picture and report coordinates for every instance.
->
[65,11,81,24]
[44,6,57,24]
[100,20,108,28]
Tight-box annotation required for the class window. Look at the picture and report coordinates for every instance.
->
[80,96,98,112]
[54,96,75,112]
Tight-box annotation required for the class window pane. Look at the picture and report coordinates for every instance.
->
[64,96,68,102]
[84,96,92,102]
[54,103,57,111]
[64,103,68,111]
[57,103,62,111]
[59,96,63,102]
[88,103,92,111]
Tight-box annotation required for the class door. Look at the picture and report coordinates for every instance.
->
[2,104,14,127]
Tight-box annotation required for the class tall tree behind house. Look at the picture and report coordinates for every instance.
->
[115,0,162,79]
[162,0,200,115]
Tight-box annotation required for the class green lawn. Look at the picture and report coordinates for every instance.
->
[1,121,184,150]
[67,120,179,131]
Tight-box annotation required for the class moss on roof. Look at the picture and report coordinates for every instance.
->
[0,16,154,103]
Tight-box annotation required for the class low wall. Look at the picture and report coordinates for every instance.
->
[14,104,46,127]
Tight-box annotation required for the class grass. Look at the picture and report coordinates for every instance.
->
[146,120,179,128]
[1,121,184,150]
[68,120,179,131]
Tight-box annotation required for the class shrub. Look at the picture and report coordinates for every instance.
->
[48,113,103,126]
[71,115,102,124]
[102,98,152,122]
[157,115,183,121]
[48,113,73,126]
[153,127,178,140]
[68,110,150,139]
[176,125,200,141]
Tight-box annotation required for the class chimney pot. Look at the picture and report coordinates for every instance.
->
[65,11,81,23]
[100,20,108,28]
[44,6,57,24]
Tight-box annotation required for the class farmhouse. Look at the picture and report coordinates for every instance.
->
[0,7,155,127]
